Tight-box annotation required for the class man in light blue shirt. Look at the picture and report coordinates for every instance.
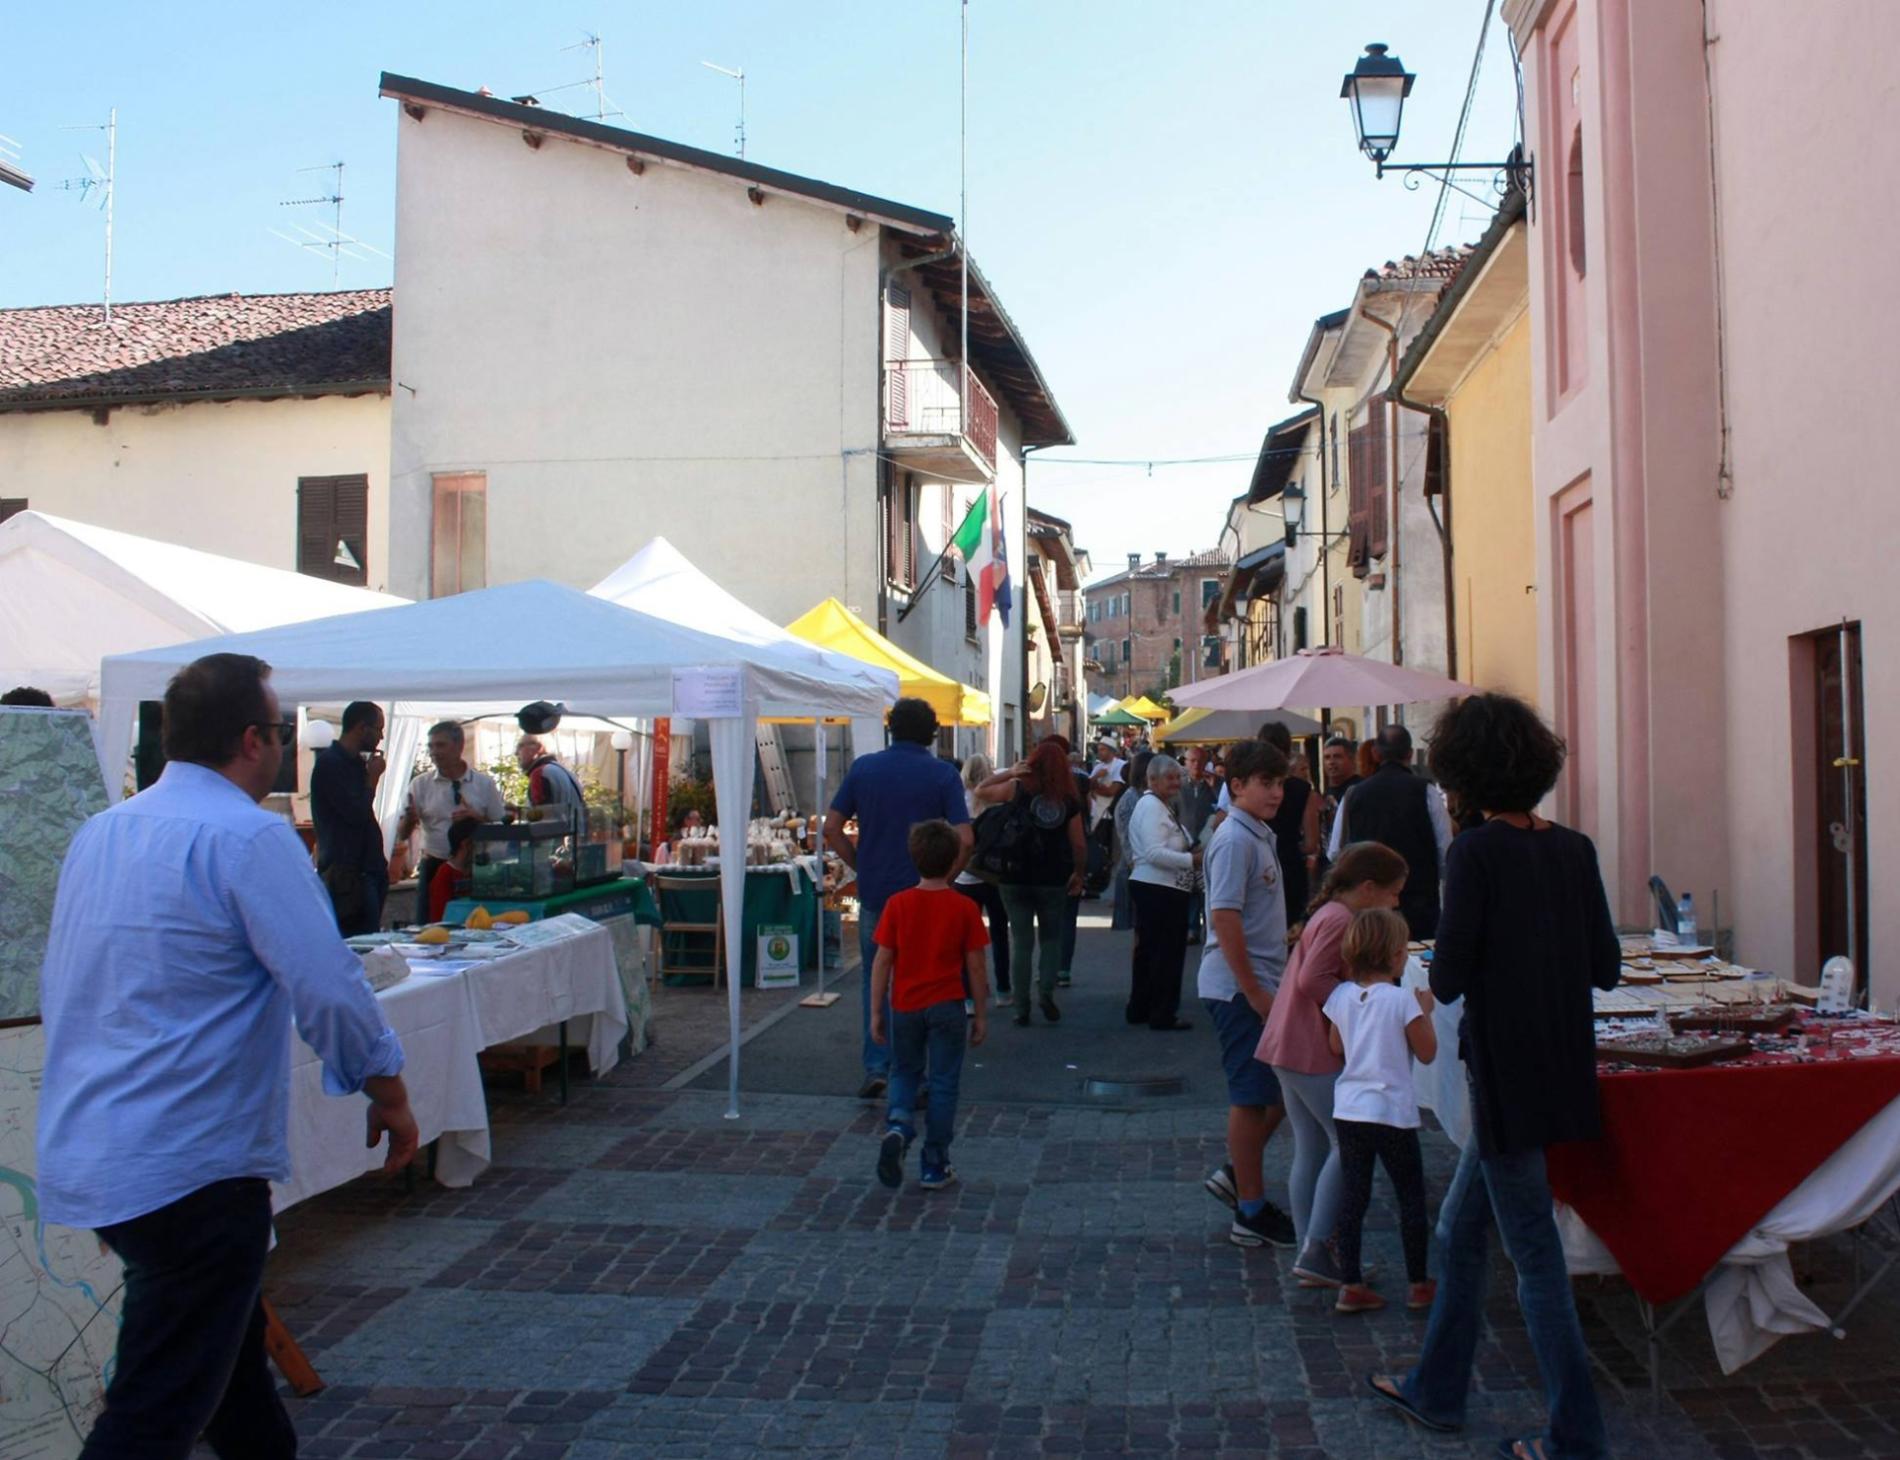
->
[38,652,416,1459]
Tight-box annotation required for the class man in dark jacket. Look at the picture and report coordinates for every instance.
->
[310,701,388,934]
[1326,724,1451,939]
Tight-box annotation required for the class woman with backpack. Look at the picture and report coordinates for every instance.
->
[979,739,1087,1027]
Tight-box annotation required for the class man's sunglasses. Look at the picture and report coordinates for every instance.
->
[251,719,297,746]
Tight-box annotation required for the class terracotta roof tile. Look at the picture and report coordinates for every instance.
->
[0,289,391,407]
[1364,245,1474,283]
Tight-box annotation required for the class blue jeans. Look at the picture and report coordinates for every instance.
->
[858,899,891,1077]
[887,999,967,1168]
[1402,1144,1608,1458]
[1000,881,1068,1010]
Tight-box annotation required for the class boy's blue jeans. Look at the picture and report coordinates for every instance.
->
[886,998,967,1168]
[1402,1143,1608,1459]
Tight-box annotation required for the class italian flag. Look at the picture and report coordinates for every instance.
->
[950,486,1012,628]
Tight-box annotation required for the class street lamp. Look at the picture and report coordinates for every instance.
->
[1342,42,1533,207]
[1281,483,1306,540]
[1341,43,1413,164]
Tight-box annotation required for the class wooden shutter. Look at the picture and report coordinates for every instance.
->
[1424,414,1447,498]
[1366,404,1390,559]
[1346,423,1372,577]
[297,474,368,585]
[886,285,911,429]
[903,475,918,585]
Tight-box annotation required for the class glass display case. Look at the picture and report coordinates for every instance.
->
[575,804,625,887]
[469,819,574,902]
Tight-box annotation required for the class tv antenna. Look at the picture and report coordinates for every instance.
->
[270,161,389,284]
[565,32,623,123]
[0,133,32,193]
[55,110,116,325]
[701,61,746,159]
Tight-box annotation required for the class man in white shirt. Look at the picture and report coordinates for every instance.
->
[398,720,506,923]
[1088,739,1126,829]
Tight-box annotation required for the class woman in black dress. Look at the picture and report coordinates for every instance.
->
[1368,693,1618,1460]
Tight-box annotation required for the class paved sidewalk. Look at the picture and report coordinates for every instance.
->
[255,914,1900,1458]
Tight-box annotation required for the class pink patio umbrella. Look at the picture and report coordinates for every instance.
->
[1169,646,1476,712]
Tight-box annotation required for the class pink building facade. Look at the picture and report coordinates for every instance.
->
[1508,0,1887,1002]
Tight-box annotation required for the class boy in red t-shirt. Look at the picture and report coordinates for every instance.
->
[426,818,479,924]
[870,819,989,1190]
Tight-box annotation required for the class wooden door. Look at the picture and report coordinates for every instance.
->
[1813,624,1869,974]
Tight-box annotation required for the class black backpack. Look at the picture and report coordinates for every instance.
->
[969,793,1036,883]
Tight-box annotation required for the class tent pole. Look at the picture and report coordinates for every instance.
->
[815,721,827,974]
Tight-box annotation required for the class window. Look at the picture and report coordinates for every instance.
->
[964,573,978,640]
[1202,635,1221,669]
[430,472,485,597]
[1089,601,1099,623]
[300,474,369,586]
[1332,585,1345,647]
[1121,591,1130,616]
[1201,578,1220,609]
[1346,403,1389,577]
[941,487,959,584]
[884,469,918,588]
[0,497,27,525]
[885,285,912,428]
[1121,636,1131,662]
[1172,589,1181,615]
[1292,605,1308,652]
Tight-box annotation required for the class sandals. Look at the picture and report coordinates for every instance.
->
[1364,1373,1460,1434]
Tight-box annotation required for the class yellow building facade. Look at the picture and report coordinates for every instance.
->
[1392,200,1538,708]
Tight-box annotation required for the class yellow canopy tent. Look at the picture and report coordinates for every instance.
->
[786,597,992,726]
[1119,694,1172,722]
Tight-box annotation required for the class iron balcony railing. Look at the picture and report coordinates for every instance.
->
[884,358,998,470]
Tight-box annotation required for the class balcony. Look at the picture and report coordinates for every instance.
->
[884,359,998,483]
[1057,589,1087,639]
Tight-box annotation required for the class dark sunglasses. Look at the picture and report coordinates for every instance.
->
[251,719,297,746]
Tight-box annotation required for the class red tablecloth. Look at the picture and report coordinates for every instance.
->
[1546,1031,1900,1305]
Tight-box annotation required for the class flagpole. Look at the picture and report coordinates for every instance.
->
[959,0,969,437]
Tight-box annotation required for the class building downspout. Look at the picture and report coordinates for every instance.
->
[1293,384,1331,737]
[875,240,961,638]
[1359,306,1404,669]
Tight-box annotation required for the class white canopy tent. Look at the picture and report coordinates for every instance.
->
[97,578,898,1116]
[0,510,407,705]
[590,533,889,786]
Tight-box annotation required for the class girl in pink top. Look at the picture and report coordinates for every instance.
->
[1256,842,1408,1288]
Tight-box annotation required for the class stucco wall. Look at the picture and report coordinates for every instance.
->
[1446,310,1538,706]
[0,393,392,587]
[388,105,884,623]
[1707,0,1896,999]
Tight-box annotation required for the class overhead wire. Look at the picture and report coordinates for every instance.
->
[1423,0,1499,258]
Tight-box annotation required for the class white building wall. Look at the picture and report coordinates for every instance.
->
[388,105,884,622]
[0,394,393,587]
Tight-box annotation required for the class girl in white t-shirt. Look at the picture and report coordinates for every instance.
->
[1322,907,1438,1315]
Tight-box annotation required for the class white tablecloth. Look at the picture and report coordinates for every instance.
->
[1404,959,1900,1372]
[277,923,631,1211]
[275,968,490,1212]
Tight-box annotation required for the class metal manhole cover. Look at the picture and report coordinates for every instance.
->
[1081,1075,1185,1100]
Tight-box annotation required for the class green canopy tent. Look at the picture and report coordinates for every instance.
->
[1091,705,1146,727]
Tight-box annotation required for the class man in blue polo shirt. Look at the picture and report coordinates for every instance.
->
[824,697,973,1099]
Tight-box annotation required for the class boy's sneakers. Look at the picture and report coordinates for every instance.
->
[919,1162,958,1190]
[1335,1283,1386,1314]
[876,1130,907,1189]
[1407,1280,1438,1312]
[1204,1163,1238,1211]
[1228,1201,1297,1249]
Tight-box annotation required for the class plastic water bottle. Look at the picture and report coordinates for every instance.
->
[1677,893,1697,948]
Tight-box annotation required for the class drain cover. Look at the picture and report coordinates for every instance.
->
[1081,1075,1185,1100]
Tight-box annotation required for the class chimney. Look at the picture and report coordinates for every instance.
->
[1155,550,1168,564]
[1127,552,1141,572]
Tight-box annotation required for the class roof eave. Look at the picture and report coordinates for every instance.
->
[381,73,955,238]
[1391,188,1530,399]
[0,378,392,414]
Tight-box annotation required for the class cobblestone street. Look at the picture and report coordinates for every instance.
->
[261,915,1900,1458]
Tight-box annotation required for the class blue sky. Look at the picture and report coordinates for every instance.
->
[2,2,1519,579]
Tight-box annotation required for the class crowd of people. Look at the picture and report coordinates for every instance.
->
[28,659,1616,1459]
[835,693,1618,1460]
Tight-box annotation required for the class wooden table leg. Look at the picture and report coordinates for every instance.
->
[261,1296,325,1397]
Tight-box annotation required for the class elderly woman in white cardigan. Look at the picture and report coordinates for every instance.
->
[1125,753,1202,1031]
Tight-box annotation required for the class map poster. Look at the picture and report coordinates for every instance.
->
[0,708,119,1455]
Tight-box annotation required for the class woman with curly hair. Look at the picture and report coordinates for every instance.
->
[1368,693,1619,1460]
[986,739,1087,1026]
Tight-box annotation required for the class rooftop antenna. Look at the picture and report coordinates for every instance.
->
[56,109,115,324]
[270,161,391,282]
[700,62,746,159]
[564,32,623,122]
[0,133,32,192]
